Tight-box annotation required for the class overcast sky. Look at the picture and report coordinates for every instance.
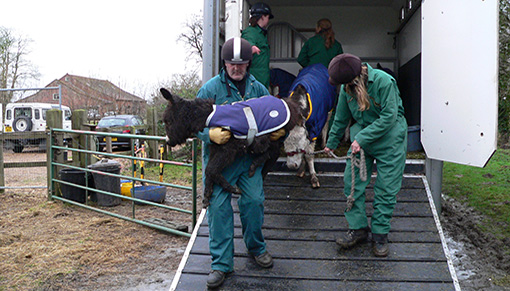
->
[2,0,203,98]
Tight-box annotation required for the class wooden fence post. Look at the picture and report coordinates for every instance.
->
[71,110,88,168]
[46,109,63,200]
[0,130,4,194]
[0,104,4,193]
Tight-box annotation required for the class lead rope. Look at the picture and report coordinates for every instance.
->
[347,149,366,212]
[313,149,367,212]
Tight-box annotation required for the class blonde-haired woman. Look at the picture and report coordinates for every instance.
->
[324,53,407,258]
[297,18,343,68]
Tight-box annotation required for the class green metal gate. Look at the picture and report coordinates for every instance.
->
[49,127,199,237]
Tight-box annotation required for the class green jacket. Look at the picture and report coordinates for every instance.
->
[196,69,270,165]
[326,64,407,153]
[297,34,343,68]
[242,25,270,89]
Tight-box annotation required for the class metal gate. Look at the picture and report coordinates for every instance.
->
[48,127,199,237]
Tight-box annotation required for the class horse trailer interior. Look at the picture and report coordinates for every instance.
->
[204,0,498,167]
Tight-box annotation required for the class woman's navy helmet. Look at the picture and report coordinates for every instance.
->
[249,2,274,19]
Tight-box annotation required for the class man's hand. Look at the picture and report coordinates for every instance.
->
[270,128,286,141]
[209,127,231,144]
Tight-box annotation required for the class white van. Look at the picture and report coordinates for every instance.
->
[3,103,72,152]
[4,103,72,132]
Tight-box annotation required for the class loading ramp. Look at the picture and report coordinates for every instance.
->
[171,159,459,290]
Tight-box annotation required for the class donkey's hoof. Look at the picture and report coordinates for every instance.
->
[311,177,320,188]
[202,198,210,208]
[297,172,305,178]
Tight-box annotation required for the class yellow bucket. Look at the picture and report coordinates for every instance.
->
[121,180,133,197]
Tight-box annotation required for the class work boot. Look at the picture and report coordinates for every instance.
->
[206,270,227,289]
[372,233,389,257]
[254,251,274,268]
[336,227,370,248]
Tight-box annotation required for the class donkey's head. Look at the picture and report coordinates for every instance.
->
[161,88,192,147]
[289,85,310,120]
[161,88,214,147]
[284,125,311,169]
[284,84,313,169]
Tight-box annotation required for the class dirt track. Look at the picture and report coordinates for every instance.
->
[440,195,510,290]
[2,150,48,187]
[1,150,196,290]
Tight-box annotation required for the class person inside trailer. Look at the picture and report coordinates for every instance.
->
[297,18,344,131]
[324,53,407,257]
[196,37,285,289]
[241,2,273,89]
[297,18,344,69]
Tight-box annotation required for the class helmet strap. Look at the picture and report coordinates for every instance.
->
[225,73,248,98]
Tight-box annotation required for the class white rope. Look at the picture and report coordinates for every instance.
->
[312,149,367,212]
[346,150,366,212]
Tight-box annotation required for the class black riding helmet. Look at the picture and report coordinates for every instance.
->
[222,37,252,65]
[249,2,274,19]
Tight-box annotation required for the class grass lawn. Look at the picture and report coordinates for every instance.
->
[442,148,510,241]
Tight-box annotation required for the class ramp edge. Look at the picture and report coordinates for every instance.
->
[169,208,207,291]
[421,176,461,291]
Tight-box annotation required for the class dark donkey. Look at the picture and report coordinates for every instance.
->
[160,88,301,207]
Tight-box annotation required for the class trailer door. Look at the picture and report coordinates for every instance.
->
[421,0,499,167]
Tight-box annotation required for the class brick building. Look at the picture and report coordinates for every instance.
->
[18,74,147,118]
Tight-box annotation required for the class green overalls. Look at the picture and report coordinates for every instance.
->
[326,64,407,235]
[297,34,343,68]
[196,69,270,273]
[242,25,270,89]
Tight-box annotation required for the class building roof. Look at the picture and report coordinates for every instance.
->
[18,74,146,112]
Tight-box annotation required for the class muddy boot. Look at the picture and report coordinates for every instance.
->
[372,233,389,257]
[254,251,274,268]
[336,227,370,248]
[206,270,228,289]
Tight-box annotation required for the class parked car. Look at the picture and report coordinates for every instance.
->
[95,115,146,150]
[3,103,72,153]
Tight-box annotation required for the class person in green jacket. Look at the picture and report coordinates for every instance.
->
[297,18,344,68]
[298,18,344,133]
[241,2,273,89]
[324,53,407,257]
[196,37,284,289]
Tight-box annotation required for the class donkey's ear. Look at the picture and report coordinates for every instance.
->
[160,88,174,103]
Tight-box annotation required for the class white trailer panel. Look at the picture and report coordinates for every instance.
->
[421,0,499,167]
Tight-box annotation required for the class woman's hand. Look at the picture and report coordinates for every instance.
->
[351,140,361,154]
[252,45,261,55]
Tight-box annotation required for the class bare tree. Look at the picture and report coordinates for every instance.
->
[150,71,202,136]
[152,71,201,106]
[177,13,203,63]
[0,27,40,105]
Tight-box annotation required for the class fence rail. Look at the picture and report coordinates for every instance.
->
[49,127,199,236]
